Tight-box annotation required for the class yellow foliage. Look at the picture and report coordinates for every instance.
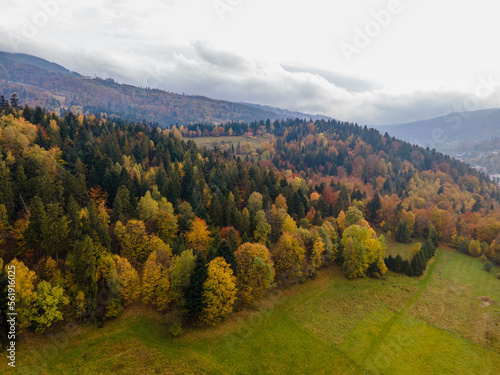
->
[309,239,324,272]
[282,215,297,234]
[272,232,305,285]
[468,240,482,257]
[408,243,422,261]
[6,259,37,329]
[201,257,237,325]
[234,243,275,305]
[341,225,387,278]
[142,247,172,311]
[186,217,210,255]
[114,255,140,304]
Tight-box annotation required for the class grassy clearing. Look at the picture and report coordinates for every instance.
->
[382,233,423,259]
[191,136,266,149]
[4,247,500,374]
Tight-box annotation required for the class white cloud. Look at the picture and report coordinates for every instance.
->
[1,0,500,124]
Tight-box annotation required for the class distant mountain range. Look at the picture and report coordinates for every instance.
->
[0,51,330,126]
[374,108,500,154]
[374,108,500,174]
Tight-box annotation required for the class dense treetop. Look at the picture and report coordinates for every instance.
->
[0,99,499,333]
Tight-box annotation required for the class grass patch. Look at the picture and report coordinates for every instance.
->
[382,233,423,259]
[191,136,266,149]
[4,248,500,374]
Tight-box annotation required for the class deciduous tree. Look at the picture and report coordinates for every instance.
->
[200,257,237,325]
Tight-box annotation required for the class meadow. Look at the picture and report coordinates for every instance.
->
[191,136,266,150]
[4,246,500,375]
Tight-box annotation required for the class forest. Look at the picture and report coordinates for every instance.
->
[1,94,500,338]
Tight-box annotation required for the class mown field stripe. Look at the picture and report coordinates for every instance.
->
[361,250,442,363]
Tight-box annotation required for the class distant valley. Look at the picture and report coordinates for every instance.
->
[374,109,500,175]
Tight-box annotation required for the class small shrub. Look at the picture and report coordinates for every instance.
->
[169,323,183,337]
[496,273,500,280]
[483,262,493,272]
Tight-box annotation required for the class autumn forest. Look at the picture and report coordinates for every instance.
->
[0,94,500,341]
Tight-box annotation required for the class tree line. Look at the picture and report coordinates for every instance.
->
[0,101,499,336]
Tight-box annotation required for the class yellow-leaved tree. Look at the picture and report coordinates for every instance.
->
[6,259,37,330]
[115,219,166,265]
[340,224,387,279]
[272,232,305,285]
[29,281,69,332]
[114,254,140,305]
[234,243,275,305]
[142,244,172,311]
[200,257,237,325]
[186,217,211,256]
[156,209,178,244]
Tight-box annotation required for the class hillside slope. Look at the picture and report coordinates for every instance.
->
[374,108,500,153]
[0,51,329,126]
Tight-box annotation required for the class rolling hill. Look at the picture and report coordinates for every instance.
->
[374,108,500,153]
[0,51,329,126]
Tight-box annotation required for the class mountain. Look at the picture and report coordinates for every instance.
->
[0,51,330,126]
[373,108,500,153]
[0,51,80,76]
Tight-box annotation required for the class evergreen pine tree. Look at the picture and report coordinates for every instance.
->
[393,254,403,273]
[429,226,439,248]
[385,255,394,271]
[0,160,15,220]
[209,194,223,227]
[426,239,436,257]
[113,185,131,222]
[24,196,46,254]
[410,253,421,276]
[395,220,411,244]
[366,193,381,223]
[215,240,237,275]
[418,250,427,273]
[402,260,414,276]
[184,254,208,320]
[10,93,19,108]
[0,95,7,109]
[181,161,194,204]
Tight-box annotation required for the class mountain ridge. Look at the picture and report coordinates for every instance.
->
[0,51,331,126]
[373,108,500,152]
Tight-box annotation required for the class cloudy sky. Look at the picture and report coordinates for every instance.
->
[1,0,500,124]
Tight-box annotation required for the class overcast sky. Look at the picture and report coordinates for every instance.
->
[1,0,500,124]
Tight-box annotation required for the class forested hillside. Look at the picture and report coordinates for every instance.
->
[0,51,328,126]
[1,98,500,337]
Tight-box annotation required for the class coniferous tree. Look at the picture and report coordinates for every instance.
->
[215,239,237,275]
[69,236,99,316]
[393,254,403,273]
[385,255,394,270]
[10,93,19,108]
[113,185,131,222]
[410,253,420,276]
[42,203,70,262]
[24,196,46,255]
[209,194,223,227]
[0,160,15,220]
[402,260,413,276]
[395,220,411,244]
[181,161,194,204]
[240,208,250,241]
[0,95,7,109]
[366,193,381,223]
[429,226,439,248]
[184,254,208,321]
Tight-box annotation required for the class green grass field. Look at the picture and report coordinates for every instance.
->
[4,247,500,375]
[191,136,266,149]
